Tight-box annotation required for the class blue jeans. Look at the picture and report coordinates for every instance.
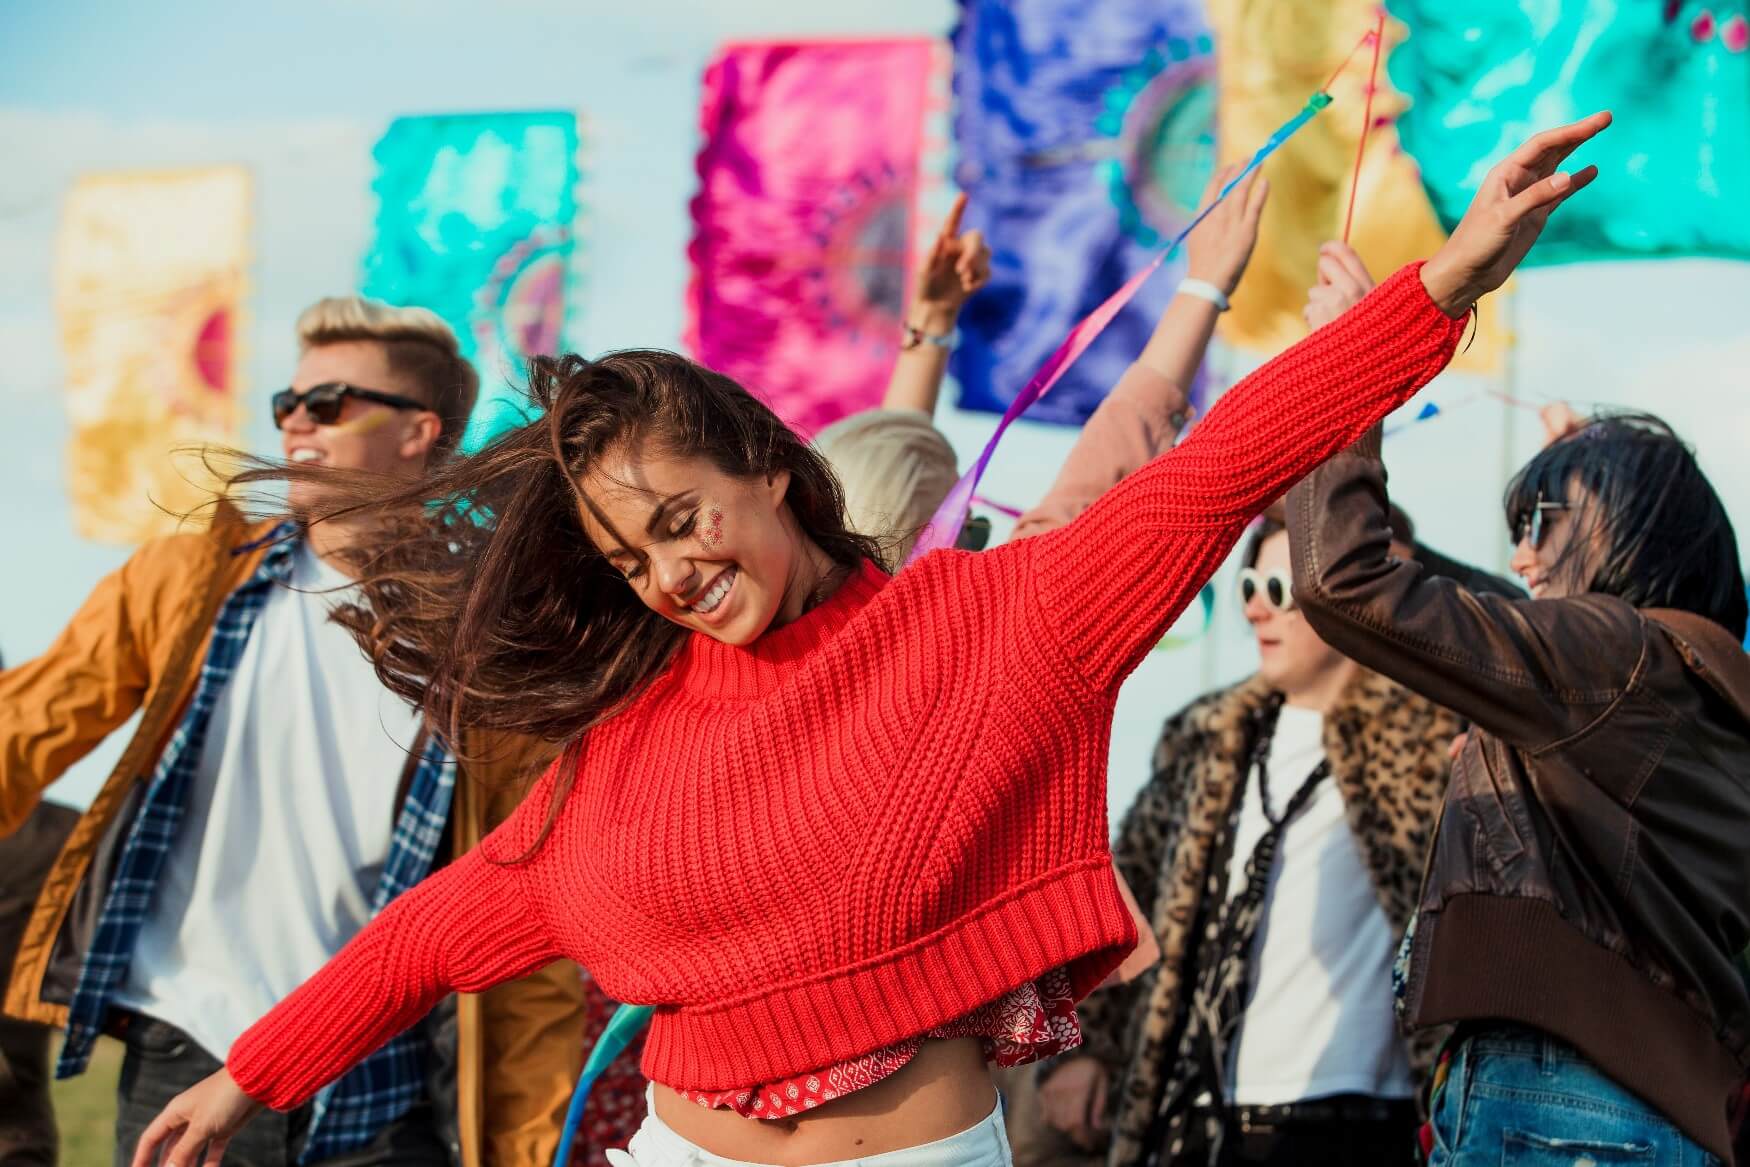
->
[1428,1025,1721,1167]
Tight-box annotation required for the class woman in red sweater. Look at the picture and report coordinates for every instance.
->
[134,113,1607,1167]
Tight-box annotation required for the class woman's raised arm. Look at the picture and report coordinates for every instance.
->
[1018,112,1611,698]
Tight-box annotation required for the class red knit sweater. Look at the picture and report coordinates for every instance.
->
[228,264,1463,1110]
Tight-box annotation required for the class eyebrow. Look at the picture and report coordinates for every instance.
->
[644,491,697,536]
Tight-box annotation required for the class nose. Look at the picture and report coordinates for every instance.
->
[1509,536,1538,579]
[652,553,698,602]
[279,400,316,434]
[1243,592,1271,626]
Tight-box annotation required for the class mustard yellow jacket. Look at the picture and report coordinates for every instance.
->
[0,502,585,1167]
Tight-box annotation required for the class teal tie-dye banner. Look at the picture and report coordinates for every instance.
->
[1387,0,1750,266]
[362,112,580,451]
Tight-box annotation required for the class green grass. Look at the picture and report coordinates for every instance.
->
[49,1034,122,1165]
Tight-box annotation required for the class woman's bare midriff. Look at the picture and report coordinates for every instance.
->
[650,1038,997,1166]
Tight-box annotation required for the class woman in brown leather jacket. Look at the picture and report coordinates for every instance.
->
[1286,338,1749,1162]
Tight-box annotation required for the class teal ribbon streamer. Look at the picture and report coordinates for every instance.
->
[553,1003,655,1167]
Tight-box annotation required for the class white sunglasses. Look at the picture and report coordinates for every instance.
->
[1238,567,1295,612]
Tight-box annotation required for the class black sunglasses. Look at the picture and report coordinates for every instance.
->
[1513,492,1571,549]
[1238,567,1295,612]
[272,382,431,429]
[956,514,992,551]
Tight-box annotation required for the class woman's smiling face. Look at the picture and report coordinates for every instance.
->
[578,444,802,646]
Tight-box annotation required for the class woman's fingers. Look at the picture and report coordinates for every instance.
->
[1318,241,1374,290]
[1315,254,1367,300]
[165,1126,207,1167]
[1198,161,1244,208]
[1505,163,1600,222]
[957,228,986,268]
[132,1111,184,1167]
[1304,286,1347,330]
[1540,402,1585,447]
[201,1135,231,1167]
[1244,173,1270,222]
[1232,166,1258,205]
[923,234,950,274]
[1503,110,1612,183]
[957,229,990,290]
[938,192,968,241]
[1224,167,1258,218]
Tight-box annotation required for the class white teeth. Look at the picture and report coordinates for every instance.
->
[693,568,735,615]
[290,449,323,464]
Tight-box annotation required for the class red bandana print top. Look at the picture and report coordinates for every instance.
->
[675,970,1081,1119]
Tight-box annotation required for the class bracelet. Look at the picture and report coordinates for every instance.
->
[1177,278,1230,312]
[901,323,957,351]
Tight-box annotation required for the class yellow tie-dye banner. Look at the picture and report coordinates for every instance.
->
[1209,2,1507,372]
[55,167,250,543]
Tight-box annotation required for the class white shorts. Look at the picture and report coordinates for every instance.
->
[605,1089,1012,1167]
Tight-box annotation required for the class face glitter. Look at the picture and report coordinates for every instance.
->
[701,507,725,548]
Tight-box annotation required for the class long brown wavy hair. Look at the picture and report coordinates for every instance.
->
[234,350,879,837]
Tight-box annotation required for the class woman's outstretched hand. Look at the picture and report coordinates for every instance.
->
[1540,402,1586,446]
[1185,163,1270,297]
[1304,241,1376,331]
[910,192,991,330]
[1420,111,1611,317]
[130,1069,262,1167]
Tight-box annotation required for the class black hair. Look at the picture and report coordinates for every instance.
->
[1504,411,1746,639]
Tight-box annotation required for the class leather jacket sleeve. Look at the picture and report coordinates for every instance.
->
[1410,541,1524,600]
[1286,426,1646,751]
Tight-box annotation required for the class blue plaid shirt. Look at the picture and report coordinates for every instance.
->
[56,526,457,1163]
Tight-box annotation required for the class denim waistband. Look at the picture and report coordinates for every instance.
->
[1458,1022,1593,1065]
[608,1088,1010,1167]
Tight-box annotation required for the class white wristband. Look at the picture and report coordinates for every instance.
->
[1177,278,1230,312]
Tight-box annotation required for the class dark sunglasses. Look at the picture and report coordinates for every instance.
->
[1238,567,1295,612]
[1513,492,1571,549]
[272,382,431,429]
[956,514,992,551]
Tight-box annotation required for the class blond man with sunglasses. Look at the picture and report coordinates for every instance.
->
[0,297,583,1167]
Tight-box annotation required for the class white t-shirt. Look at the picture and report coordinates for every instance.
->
[1224,703,1415,1104]
[117,542,423,1060]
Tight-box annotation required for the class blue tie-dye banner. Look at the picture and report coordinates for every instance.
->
[362,112,580,451]
[949,0,1216,425]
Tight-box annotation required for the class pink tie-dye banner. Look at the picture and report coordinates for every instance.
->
[686,39,939,435]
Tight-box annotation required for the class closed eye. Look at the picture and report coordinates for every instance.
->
[671,513,697,540]
[605,551,644,581]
